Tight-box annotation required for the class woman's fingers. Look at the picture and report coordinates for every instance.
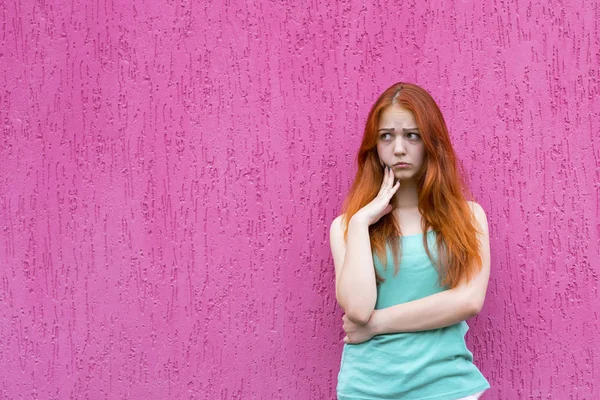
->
[381,166,388,188]
[381,165,393,193]
[382,167,399,197]
[388,178,400,197]
[377,167,388,196]
[388,166,397,189]
[364,164,399,224]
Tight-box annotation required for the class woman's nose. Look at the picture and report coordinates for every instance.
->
[394,137,407,155]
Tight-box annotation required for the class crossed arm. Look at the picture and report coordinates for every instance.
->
[330,202,491,344]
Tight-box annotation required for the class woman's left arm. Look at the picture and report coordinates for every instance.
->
[342,202,491,343]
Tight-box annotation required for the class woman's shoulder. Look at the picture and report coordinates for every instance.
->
[466,201,488,229]
[466,200,485,213]
[329,214,350,251]
[330,214,349,235]
[466,201,484,213]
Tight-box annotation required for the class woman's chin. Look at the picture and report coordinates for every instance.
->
[395,174,417,183]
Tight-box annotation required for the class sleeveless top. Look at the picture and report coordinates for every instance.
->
[337,231,490,400]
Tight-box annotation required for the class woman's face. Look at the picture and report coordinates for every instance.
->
[376,105,425,183]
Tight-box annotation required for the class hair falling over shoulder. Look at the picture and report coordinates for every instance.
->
[341,82,482,288]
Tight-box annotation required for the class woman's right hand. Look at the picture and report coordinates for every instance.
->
[353,165,401,226]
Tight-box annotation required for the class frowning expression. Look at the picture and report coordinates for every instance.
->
[376,106,425,183]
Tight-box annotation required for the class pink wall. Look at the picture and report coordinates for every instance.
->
[1,0,599,398]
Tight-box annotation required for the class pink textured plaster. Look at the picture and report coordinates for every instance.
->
[1,0,599,399]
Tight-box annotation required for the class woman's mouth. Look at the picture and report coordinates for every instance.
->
[393,163,411,168]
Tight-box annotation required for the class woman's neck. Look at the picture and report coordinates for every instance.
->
[391,179,419,209]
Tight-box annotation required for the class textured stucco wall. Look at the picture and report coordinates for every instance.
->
[1,0,599,399]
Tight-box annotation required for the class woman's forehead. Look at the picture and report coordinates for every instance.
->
[379,106,417,128]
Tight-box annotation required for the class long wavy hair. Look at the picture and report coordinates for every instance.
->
[341,82,482,288]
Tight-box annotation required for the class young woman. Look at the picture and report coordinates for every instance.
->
[329,82,491,400]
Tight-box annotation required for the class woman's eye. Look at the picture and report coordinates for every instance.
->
[380,133,392,140]
[407,132,420,140]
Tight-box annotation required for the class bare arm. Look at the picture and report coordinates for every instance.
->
[368,202,491,334]
[330,214,377,325]
[330,166,400,325]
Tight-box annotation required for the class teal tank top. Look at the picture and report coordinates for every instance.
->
[337,231,490,400]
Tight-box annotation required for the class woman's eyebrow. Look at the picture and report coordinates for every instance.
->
[377,128,420,132]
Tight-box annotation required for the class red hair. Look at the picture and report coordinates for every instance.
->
[341,82,482,288]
